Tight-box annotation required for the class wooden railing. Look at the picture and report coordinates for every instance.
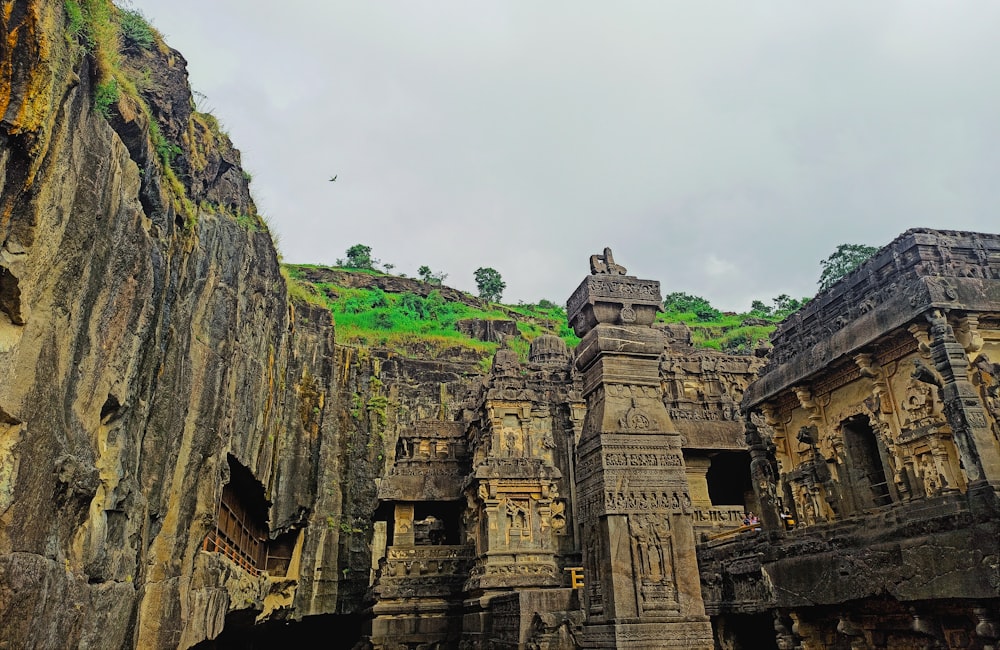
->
[705,523,762,543]
[203,529,262,576]
[202,489,267,576]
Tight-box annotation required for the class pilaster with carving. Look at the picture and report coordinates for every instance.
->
[569,249,713,649]
[926,309,1000,496]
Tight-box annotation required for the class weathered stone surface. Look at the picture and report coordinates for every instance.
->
[571,250,713,649]
[0,7,345,648]
[455,318,519,344]
[715,228,1000,649]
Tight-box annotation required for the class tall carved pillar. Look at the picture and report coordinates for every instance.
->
[745,417,781,531]
[926,310,1000,497]
[569,249,713,649]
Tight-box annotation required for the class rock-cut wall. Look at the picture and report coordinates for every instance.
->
[0,3,346,647]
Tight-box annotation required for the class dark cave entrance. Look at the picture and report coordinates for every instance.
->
[842,415,892,511]
[413,501,463,545]
[707,451,752,507]
[190,612,365,649]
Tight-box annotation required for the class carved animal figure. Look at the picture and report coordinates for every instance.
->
[589,247,628,275]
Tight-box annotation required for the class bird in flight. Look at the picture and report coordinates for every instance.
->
[329,175,338,182]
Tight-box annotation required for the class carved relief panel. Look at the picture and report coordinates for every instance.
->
[628,514,679,615]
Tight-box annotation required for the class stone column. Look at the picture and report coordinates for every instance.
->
[393,504,414,546]
[745,417,781,531]
[684,457,712,508]
[926,310,1000,497]
[568,251,713,649]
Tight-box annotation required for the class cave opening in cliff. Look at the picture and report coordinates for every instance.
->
[0,265,23,325]
[706,451,752,506]
[202,455,271,574]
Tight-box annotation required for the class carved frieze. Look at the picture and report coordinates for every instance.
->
[746,229,1000,408]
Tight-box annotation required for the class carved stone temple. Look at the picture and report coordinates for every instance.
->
[700,228,1000,649]
[363,233,1000,649]
[363,249,760,649]
[5,13,999,646]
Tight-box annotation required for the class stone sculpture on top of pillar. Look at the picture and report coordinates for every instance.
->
[568,248,714,649]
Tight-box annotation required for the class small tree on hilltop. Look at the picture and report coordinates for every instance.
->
[662,292,721,322]
[341,243,376,269]
[418,265,448,285]
[817,243,878,291]
[749,300,773,317]
[474,267,505,303]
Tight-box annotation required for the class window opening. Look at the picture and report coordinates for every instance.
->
[203,455,270,575]
[706,452,752,506]
[413,502,462,545]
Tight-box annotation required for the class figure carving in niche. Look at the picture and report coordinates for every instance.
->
[541,429,556,450]
[629,515,665,583]
[550,501,567,534]
[505,499,529,538]
[795,425,817,456]
[589,247,628,275]
[585,535,603,614]
[504,429,523,457]
[904,374,940,426]
[651,519,673,581]
[464,494,480,546]
[395,437,411,460]
[803,497,817,525]
[917,453,940,497]
[792,485,818,526]
[973,354,1000,438]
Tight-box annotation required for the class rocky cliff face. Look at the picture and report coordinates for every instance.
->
[0,3,370,647]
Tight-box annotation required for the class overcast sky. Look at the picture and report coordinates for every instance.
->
[125,1,1000,311]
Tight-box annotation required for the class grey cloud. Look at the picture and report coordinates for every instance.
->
[129,0,1000,310]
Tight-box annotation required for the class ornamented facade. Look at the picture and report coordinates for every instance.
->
[366,230,1000,649]
[704,228,1000,649]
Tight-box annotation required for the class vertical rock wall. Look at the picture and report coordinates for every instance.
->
[0,3,346,647]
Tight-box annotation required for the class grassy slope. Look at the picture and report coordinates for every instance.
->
[284,265,784,365]
[283,265,580,368]
[657,311,779,354]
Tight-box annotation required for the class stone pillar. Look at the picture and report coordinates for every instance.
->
[684,457,712,508]
[745,417,781,531]
[568,250,713,649]
[393,504,414,546]
[926,310,1000,496]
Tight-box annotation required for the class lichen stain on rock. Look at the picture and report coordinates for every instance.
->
[0,5,350,648]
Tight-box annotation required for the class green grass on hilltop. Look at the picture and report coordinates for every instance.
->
[656,310,778,354]
[283,265,787,361]
[282,265,577,363]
